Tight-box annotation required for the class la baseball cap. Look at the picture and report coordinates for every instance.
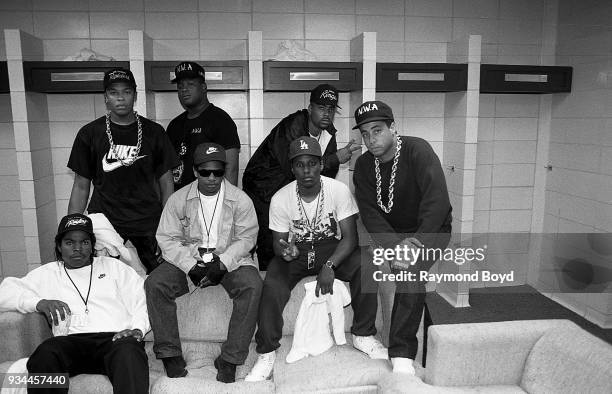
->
[193,143,227,166]
[288,136,322,161]
[103,68,136,90]
[352,100,395,129]
[310,84,341,108]
[57,213,94,239]
[171,61,206,83]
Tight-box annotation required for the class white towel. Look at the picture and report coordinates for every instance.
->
[88,213,140,272]
[286,279,351,363]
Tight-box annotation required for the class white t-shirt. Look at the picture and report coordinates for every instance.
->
[197,181,225,249]
[310,129,332,154]
[269,176,358,243]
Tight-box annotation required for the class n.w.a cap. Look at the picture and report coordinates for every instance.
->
[352,100,394,129]
[288,136,322,161]
[309,84,340,108]
[193,143,227,166]
[171,61,206,83]
[103,68,136,90]
[57,213,94,239]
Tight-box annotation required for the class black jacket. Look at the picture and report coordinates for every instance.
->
[242,109,340,203]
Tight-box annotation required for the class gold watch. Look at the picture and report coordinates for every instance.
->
[324,260,335,270]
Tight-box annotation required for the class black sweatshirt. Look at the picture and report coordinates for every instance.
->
[353,136,452,249]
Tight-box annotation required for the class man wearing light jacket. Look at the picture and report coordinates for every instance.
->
[0,213,150,394]
[146,143,262,383]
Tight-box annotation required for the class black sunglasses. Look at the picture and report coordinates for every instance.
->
[197,168,225,178]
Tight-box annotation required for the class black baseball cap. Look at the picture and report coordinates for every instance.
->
[310,84,341,108]
[352,100,395,129]
[288,136,322,161]
[193,143,227,166]
[171,61,206,83]
[57,214,94,239]
[103,68,136,90]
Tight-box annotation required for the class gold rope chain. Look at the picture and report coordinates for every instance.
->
[104,111,143,167]
[374,136,402,214]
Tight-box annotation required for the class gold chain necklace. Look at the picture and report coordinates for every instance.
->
[374,136,402,214]
[296,180,325,243]
[105,111,143,166]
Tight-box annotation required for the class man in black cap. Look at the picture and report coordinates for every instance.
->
[167,61,241,190]
[0,213,150,393]
[242,84,360,270]
[67,67,179,274]
[146,143,262,383]
[245,136,385,382]
[352,100,452,374]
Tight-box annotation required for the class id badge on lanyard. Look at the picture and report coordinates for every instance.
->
[307,247,315,270]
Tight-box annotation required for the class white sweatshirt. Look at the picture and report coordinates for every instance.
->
[0,256,150,336]
[286,279,351,363]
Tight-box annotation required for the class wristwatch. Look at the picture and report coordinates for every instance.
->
[324,260,336,270]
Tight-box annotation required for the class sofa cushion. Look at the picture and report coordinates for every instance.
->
[273,336,390,393]
[170,275,385,342]
[378,372,527,394]
[521,322,612,394]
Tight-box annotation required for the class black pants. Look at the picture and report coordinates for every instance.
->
[118,232,163,274]
[244,191,274,271]
[26,333,148,394]
[145,262,263,365]
[255,242,378,354]
[388,231,451,359]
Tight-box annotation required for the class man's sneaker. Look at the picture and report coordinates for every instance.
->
[162,356,188,378]
[352,335,388,359]
[244,351,276,382]
[391,357,415,375]
[214,355,236,383]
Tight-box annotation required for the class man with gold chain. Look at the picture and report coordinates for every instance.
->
[352,101,452,374]
[245,136,386,382]
[67,68,179,274]
[242,84,360,270]
[146,143,262,383]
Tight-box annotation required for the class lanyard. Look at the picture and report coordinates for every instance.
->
[63,263,93,314]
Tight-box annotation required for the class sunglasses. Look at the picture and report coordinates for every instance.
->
[197,168,225,178]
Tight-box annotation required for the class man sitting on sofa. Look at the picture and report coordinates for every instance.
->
[146,143,262,383]
[0,213,150,394]
[245,136,387,382]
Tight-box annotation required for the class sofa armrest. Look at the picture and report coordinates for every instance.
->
[425,319,571,387]
[0,312,51,363]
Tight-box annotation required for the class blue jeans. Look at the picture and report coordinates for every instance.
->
[145,262,262,365]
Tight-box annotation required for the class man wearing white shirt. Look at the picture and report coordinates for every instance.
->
[0,213,150,394]
[245,137,385,382]
[242,84,360,270]
[147,143,262,383]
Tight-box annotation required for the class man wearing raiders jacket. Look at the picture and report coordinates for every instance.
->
[242,84,360,270]
[352,101,452,374]
[67,68,179,274]
[0,213,150,393]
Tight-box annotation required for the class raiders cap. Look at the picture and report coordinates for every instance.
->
[103,68,136,90]
[309,84,341,108]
